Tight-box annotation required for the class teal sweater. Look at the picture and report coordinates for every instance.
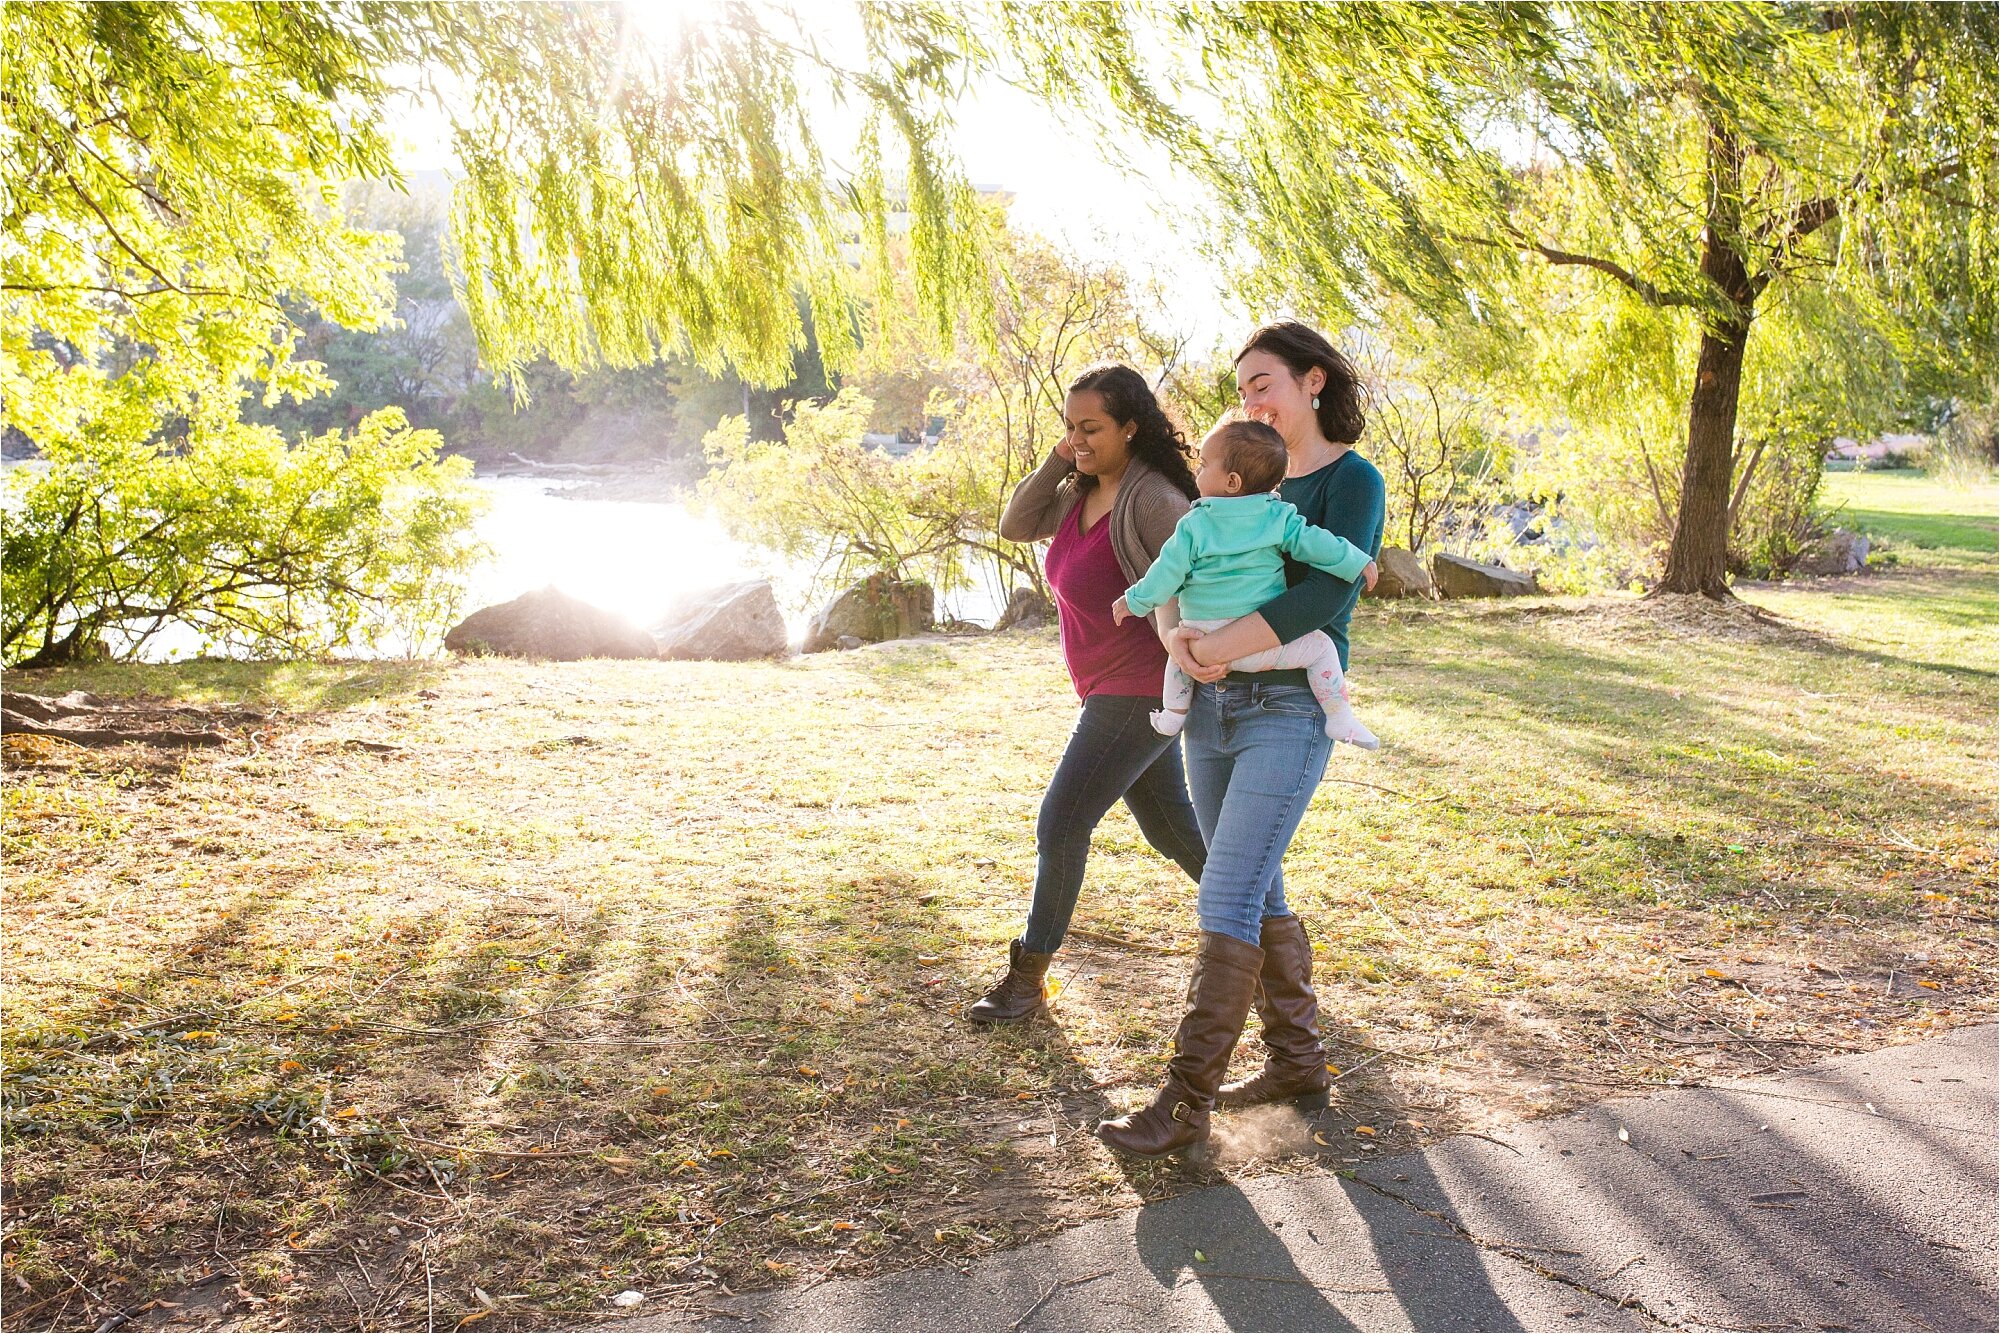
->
[1121,493,1371,621]
[1250,451,1387,677]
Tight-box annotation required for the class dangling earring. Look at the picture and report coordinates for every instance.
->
[1312,396,1321,410]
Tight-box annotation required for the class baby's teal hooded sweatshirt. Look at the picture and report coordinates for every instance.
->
[1121,493,1371,622]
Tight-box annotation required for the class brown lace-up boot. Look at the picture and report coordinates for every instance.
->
[966,939,1053,1023]
[1096,931,1264,1161]
[1216,914,1333,1112]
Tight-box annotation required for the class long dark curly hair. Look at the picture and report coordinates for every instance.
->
[1235,321,1366,445]
[1064,363,1199,500]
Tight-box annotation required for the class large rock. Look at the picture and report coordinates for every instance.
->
[993,586,1053,630]
[1365,547,1435,600]
[444,586,657,660]
[803,574,934,653]
[1792,529,1870,577]
[651,580,787,661]
[1431,552,1541,599]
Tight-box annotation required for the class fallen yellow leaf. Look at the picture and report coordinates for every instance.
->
[1918,979,1941,990]
[333,1105,362,1119]
[278,1060,303,1073]
[1354,1125,1377,1136]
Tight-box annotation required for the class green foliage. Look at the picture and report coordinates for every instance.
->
[2,410,487,665]
[1007,2,1997,588]
[699,389,976,603]
[2,2,411,446]
[438,3,995,389]
[1356,333,1507,558]
[4,2,1003,661]
[702,228,1192,609]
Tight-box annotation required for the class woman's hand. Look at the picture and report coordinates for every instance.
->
[1053,435,1076,462]
[1111,595,1131,625]
[1170,626,1229,684]
[1362,559,1379,593]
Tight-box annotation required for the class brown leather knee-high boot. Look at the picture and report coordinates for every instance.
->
[1216,914,1333,1111]
[1096,931,1263,1160]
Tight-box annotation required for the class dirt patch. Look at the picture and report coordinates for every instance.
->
[2,691,269,754]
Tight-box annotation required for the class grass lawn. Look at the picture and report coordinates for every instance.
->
[1822,466,1998,556]
[4,477,1993,1331]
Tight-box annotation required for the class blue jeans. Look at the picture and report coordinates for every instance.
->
[1021,695,1207,953]
[1183,680,1333,945]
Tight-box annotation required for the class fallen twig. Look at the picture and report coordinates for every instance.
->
[397,1130,604,1160]
[1190,1272,1392,1293]
[1064,928,1185,956]
[1320,776,1452,804]
[1010,1268,1114,1331]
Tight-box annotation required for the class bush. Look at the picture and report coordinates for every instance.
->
[2,410,488,665]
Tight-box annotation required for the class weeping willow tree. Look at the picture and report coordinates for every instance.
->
[1,1,995,662]
[1003,2,1997,597]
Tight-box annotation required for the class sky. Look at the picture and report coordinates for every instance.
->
[383,3,1247,359]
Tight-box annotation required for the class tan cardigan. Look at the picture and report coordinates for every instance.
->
[999,448,1189,636]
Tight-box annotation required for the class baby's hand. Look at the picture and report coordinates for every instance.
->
[1111,595,1131,624]
[1362,559,1379,592]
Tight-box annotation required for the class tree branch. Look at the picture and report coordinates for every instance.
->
[1457,231,1700,309]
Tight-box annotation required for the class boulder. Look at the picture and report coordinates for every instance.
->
[1792,529,1870,577]
[444,586,657,660]
[651,580,787,661]
[1365,547,1435,600]
[994,586,1053,630]
[1431,552,1541,599]
[803,574,934,653]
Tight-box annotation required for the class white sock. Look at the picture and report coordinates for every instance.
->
[1320,681,1379,749]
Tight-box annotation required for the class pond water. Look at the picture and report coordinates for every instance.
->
[465,477,1011,643]
[7,467,1013,660]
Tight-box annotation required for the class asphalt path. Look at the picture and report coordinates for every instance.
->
[618,1023,1996,1332]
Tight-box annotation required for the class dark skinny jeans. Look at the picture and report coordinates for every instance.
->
[1020,694,1208,954]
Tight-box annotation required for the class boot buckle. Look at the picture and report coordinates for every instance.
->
[1171,1101,1192,1123]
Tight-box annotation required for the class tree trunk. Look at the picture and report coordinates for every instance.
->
[1657,119,1754,600]
[1657,319,1750,597]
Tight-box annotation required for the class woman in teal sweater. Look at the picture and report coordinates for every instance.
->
[1097,322,1386,1161]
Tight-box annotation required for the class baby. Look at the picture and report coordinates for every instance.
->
[1112,420,1380,748]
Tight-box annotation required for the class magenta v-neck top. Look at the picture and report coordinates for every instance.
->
[1043,501,1169,700]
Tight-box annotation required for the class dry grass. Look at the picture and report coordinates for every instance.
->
[3,487,1993,1331]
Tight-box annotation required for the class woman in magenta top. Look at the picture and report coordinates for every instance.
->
[967,364,1207,1022]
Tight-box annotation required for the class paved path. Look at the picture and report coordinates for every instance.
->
[621,1024,1996,1332]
